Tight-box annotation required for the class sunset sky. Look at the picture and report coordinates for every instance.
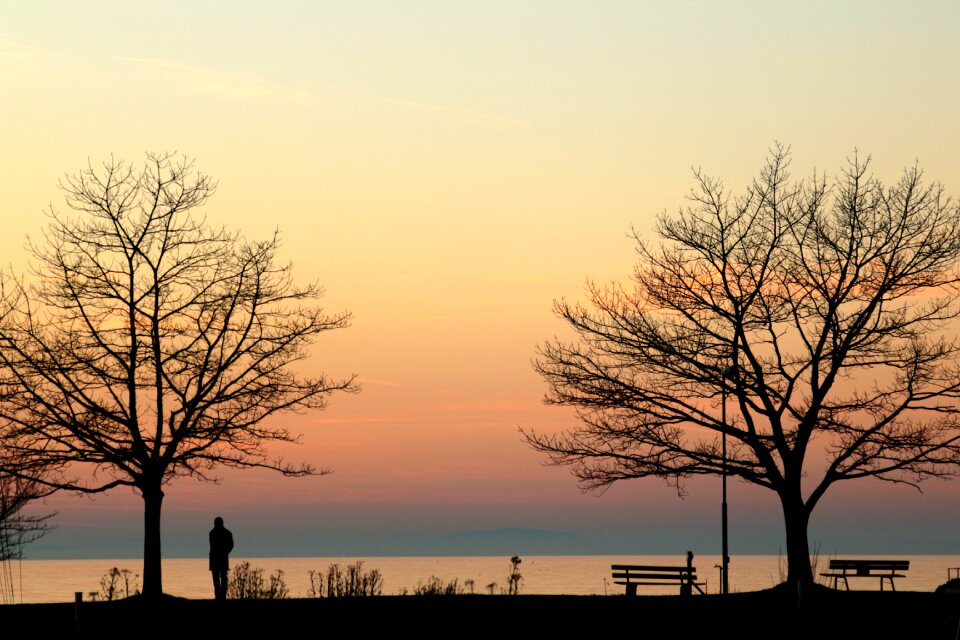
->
[4,1,960,559]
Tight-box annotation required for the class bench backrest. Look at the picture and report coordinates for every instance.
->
[611,565,697,582]
[828,559,909,575]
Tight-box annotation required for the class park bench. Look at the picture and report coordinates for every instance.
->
[612,552,705,596]
[820,559,909,591]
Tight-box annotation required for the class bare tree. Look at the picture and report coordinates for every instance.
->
[524,145,960,591]
[0,470,53,561]
[0,153,356,598]
[0,448,55,603]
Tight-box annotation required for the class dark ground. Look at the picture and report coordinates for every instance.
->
[3,585,959,639]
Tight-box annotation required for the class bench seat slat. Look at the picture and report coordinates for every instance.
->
[612,574,698,582]
[614,581,705,586]
[827,560,909,570]
[821,572,907,577]
[611,565,691,572]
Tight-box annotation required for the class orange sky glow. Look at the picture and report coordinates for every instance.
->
[4,1,960,558]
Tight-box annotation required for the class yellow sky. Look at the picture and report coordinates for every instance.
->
[4,1,960,557]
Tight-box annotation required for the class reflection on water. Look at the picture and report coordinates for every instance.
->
[8,554,960,603]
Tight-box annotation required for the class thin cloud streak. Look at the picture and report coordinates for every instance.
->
[309,416,391,425]
[2,37,529,130]
[123,56,323,106]
[379,97,531,131]
[0,33,45,58]
[355,377,401,388]
[126,56,530,130]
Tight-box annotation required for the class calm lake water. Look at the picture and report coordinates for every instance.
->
[6,554,960,603]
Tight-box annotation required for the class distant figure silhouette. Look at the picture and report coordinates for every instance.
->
[681,550,694,596]
[209,517,234,600]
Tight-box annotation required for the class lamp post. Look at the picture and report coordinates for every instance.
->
[720,363,737,596]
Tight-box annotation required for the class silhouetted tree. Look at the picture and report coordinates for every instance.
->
[0,461,53,562]
[0,153,356,598]
[0,446,53,600]
[525,145,960,591]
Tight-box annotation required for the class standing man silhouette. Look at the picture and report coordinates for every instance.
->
[209,516,234,600]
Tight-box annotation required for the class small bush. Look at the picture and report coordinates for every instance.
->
[507,556,522,595]
[227,561,289,599]
[479,556,522,595]
[93,567,140,601]
[307,561,383,597]
[411,576,465,595]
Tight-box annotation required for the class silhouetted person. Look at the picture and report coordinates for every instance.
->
[681,551,694,596]
[209,516,234,600]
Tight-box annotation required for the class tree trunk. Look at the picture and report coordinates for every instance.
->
[780,487,813,606]
[141,484,165,599]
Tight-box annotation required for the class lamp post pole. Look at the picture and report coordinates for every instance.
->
[720,360,737,596]
[721,376,729,596]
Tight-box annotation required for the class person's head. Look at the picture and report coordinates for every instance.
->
[214,516,224,528]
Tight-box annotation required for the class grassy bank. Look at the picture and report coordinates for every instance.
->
[3,586,959,639]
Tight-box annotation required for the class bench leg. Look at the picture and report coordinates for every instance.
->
[625,584,637,597]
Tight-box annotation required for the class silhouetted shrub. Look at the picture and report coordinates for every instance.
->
[480,556,524,595]
[507,556,522,595]
[92,567,140,601]
[307,561,383,597]
[228,561,288,599]
[409,576,466,595]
